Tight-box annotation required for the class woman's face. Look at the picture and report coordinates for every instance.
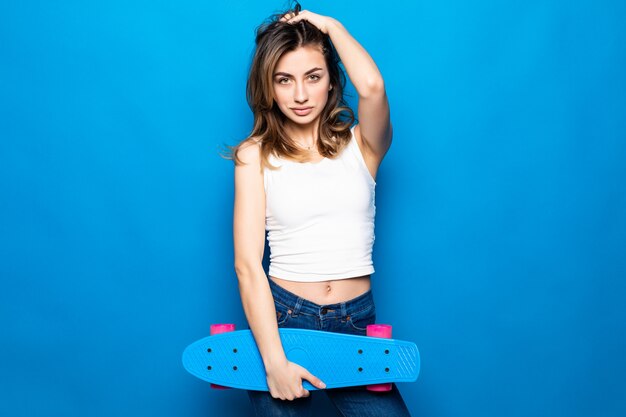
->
[272,45,332,127]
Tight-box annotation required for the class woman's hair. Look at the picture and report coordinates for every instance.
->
[223,8,355,170]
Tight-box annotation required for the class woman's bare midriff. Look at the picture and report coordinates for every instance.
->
[269,274,371,305]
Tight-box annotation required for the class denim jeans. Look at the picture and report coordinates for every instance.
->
[247,278,412,417]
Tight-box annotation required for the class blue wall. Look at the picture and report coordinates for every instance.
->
[1,1,624,416]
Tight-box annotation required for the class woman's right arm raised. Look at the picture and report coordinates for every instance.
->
[233,141,325,400]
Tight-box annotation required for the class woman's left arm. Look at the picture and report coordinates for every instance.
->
[283,11,392,157]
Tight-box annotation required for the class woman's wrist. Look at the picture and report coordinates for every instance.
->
[263,352,288,370]
[326,17,343,37]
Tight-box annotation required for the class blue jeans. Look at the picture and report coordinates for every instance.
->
[247,278,412,417]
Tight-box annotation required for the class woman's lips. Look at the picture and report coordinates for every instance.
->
[292,107,313,116]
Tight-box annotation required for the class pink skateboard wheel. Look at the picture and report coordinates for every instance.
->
[366,324,393,392]
[210,324,236,390]
[210,323,235,335]
[366,324,392,338]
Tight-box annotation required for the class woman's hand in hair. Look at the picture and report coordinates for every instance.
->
[280,9,337,35]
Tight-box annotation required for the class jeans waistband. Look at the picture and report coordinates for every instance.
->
[268,278,374,318]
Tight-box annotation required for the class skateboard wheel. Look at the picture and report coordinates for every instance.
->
[366,324,393,392]
[366,324,392,338]
[210,323,236,335]
[210,324,236,390]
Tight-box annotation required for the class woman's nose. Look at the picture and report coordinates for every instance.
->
[294,82,308,103]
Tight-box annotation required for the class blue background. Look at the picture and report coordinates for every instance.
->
[1,1,624,416]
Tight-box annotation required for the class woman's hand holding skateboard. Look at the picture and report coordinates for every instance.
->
[266,358,326,400]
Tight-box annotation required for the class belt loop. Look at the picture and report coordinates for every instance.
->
[340,302,347,319]
[292,297,304,317]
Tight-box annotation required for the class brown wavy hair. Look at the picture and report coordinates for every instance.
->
[223,8,356,170]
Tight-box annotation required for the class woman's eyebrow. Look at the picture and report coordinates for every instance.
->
[274,67,324,77]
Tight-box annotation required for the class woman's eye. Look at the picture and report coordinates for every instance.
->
[276,75,320,84]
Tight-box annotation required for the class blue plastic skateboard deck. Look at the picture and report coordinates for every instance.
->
[182,328,420,391]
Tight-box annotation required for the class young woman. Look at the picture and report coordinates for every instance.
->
[228,5,411,416]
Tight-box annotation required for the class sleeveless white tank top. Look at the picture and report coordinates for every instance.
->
[263,124,376,282]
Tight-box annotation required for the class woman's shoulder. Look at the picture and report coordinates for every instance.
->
[235,137,262,166]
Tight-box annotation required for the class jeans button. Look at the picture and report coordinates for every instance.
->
[321,308,328,315]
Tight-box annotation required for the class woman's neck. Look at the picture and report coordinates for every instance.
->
[284,121,319,148]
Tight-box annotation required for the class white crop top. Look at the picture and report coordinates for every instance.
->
[263,124,376,282]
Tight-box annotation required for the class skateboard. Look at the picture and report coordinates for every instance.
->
[182,324,420,391]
